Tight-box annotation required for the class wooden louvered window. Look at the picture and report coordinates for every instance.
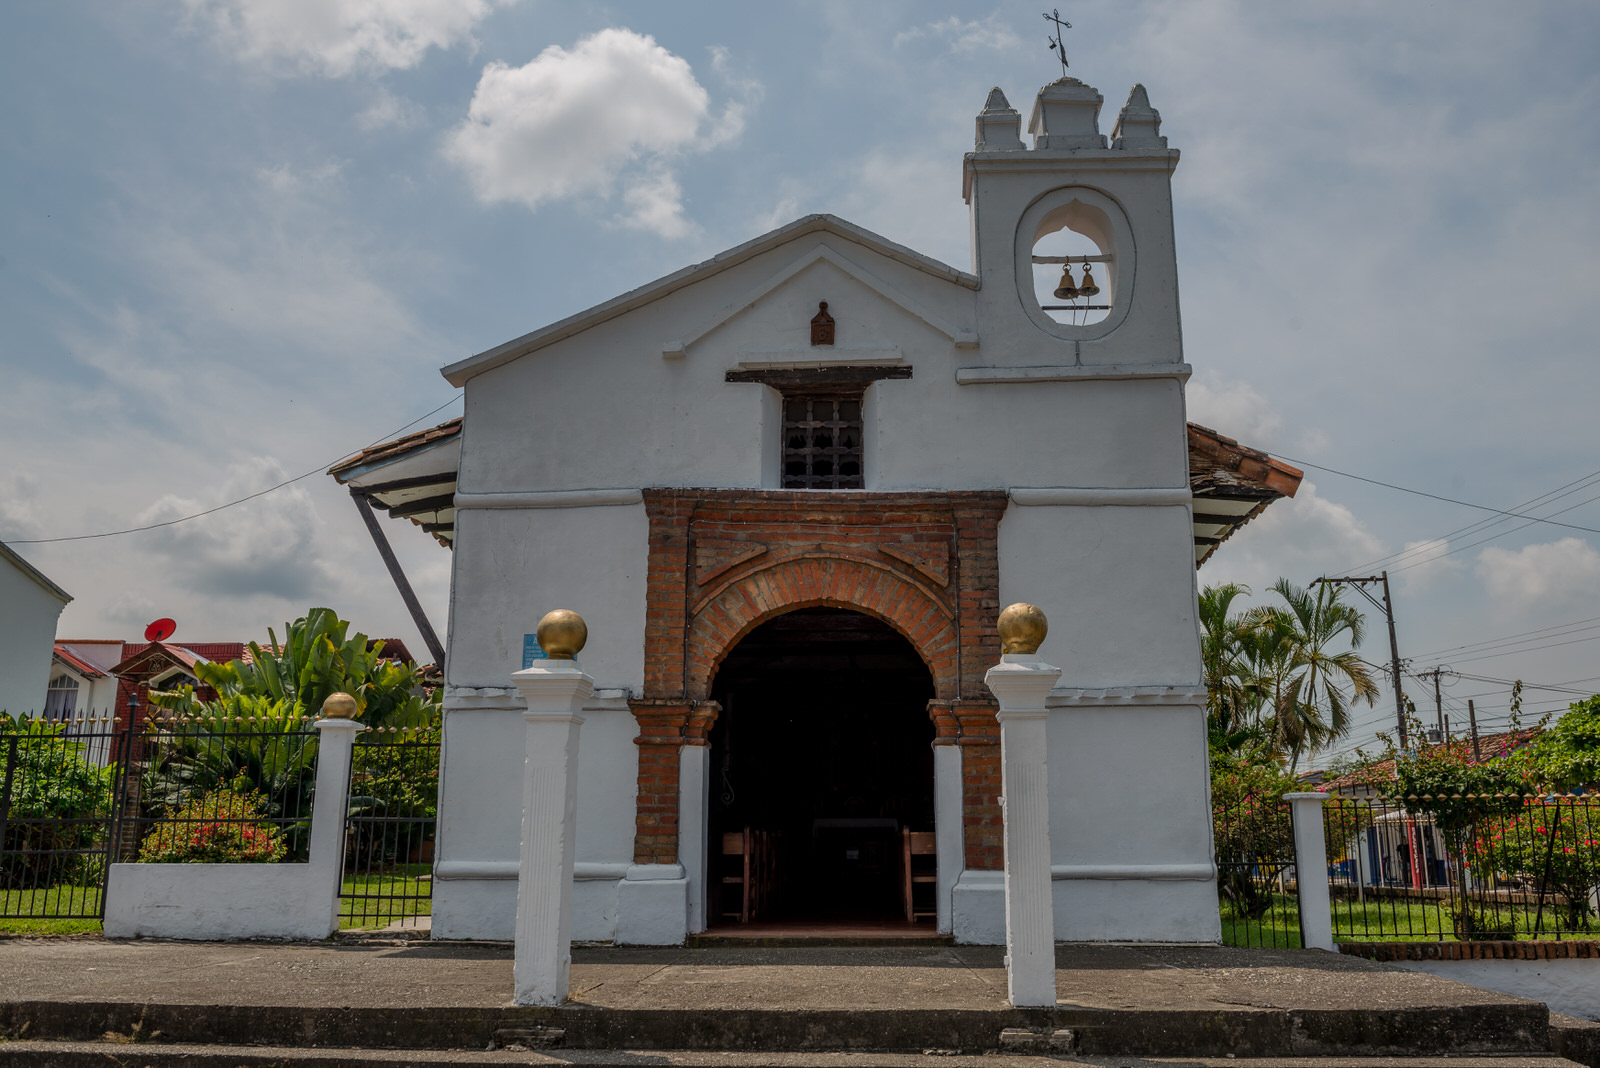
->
[782,394,864,489]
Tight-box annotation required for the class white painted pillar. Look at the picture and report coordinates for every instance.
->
[680,742,711,934]
[1285,791,1334,952]
[985,648,1061,1008]
[511,656,592,1006]
[310,698,363,938]
[933,742,963,935]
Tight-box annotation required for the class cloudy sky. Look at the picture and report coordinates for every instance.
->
[3,1,1598,761]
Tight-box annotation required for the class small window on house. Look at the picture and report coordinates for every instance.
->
[44,674,79,720]
[151,671,198,692]
[782,395,863,489]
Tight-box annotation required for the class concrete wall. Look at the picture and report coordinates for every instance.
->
[0,548,70,717]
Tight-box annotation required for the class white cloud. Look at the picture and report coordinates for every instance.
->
[1395,538,1468,592]
[0,470,46,542]
[1186,371,1284,448]
[182,0,514,77]
[1201,479,1385,592]
[892,15,1022,54]
[444,28,752,237]
[1477,537,1600,615]
[137,458,329,601]
[355,88,424,131]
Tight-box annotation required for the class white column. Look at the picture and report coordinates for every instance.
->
[511,660,592,1006]
[984,653,1062,1008]
[679,742,711,934]
[933,742,963,935]
[310,714,362,938]
[1284,791,1334,951]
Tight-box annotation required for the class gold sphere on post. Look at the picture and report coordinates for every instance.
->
[997,602,1048,655]
[321,691,360,719]
[537,609,588,660]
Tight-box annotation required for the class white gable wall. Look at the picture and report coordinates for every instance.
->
[0,547,71,718]
[438,79,1218,945]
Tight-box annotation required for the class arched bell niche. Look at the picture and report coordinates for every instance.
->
[1014,186,1136,341]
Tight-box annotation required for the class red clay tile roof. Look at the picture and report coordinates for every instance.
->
[51,645,106,678]
[1321,728,1543,793]
[327,418,461,479]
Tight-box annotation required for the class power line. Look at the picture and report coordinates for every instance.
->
[1390,488,1600,575]
[1408,615,1600,661]
[8,396,462,545]
[1345,468,1600,575]
[1275,454,1600,541]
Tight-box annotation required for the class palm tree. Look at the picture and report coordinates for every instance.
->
[1257,579,1381,769]
[1198,583,1260,740]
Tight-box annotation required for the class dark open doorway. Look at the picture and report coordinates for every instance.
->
[707,607,935,927]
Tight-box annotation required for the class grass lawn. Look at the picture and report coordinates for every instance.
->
[0,886,104,934]
[339,864,432,930]
[1331,896,1600,942]
[1220,892,1303,948]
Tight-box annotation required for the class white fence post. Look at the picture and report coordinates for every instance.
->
[1284,791,1334,951]
[984,603,1061,1009]
[511,610,593,1007]
[310,694,363,938]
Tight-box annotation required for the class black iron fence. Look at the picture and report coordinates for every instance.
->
[1,713,439,931]
[1213,792,1303,948]
[128,714,321,865]
[0,715,120,923]
[1324,793,1600,943]
[340,725,438,930]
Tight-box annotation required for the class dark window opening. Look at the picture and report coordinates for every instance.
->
[782,395,863,489]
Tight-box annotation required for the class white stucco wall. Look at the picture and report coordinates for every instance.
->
[0,546,71,717]
[437,78,1215,945]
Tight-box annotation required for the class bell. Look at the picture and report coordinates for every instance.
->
[1077,264,1100,297]
[1052,265,1079,301]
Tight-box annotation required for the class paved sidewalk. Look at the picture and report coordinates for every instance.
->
[0,936,1535,1012]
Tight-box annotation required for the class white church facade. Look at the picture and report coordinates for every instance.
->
[332,74,1302,946]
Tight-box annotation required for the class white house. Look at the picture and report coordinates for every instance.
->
[335,75,1302,946]
[0,541,72,718]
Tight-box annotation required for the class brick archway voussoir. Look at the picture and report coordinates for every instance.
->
[685,556,958,700]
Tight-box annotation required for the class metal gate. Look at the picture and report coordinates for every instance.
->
[340,726,439,930]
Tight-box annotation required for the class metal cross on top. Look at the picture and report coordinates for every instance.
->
[1043,8,1071,76]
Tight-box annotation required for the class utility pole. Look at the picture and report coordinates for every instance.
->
[1468,699,1482,761]
[1313,572,1408,750]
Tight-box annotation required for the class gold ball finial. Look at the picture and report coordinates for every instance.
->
[537,609,588,660]
[997,603,1048,655]
[321,691,359,719]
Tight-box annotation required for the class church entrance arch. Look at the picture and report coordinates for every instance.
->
[707,607,935,926]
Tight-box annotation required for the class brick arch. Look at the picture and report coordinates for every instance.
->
[630,488,1008,868]
[686,554,958,701]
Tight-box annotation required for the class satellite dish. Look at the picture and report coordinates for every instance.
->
[144,618,177,643]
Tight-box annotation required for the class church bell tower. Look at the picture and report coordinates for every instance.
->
[964,78,1183,371]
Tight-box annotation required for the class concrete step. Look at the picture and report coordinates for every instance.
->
[0,1000,1553,1059]
[0,1043,1586,1068]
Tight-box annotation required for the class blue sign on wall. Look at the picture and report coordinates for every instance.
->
[522,632,548,669]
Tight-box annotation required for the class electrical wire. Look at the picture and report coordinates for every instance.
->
[1344,468,1600,575]
[1273,454,1600,540]
[1407,616,1600,661]
[8,396,462,545]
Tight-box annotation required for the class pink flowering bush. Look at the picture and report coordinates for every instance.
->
[137,785,286,864]
[1476,798,1600,930]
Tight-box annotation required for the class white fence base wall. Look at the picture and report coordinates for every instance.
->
[101,717,357,942]
[1389,958,1600,1022]
[103,861,339,940]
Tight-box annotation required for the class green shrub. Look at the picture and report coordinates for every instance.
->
[137,784,286,864]
[0,713,115,887]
